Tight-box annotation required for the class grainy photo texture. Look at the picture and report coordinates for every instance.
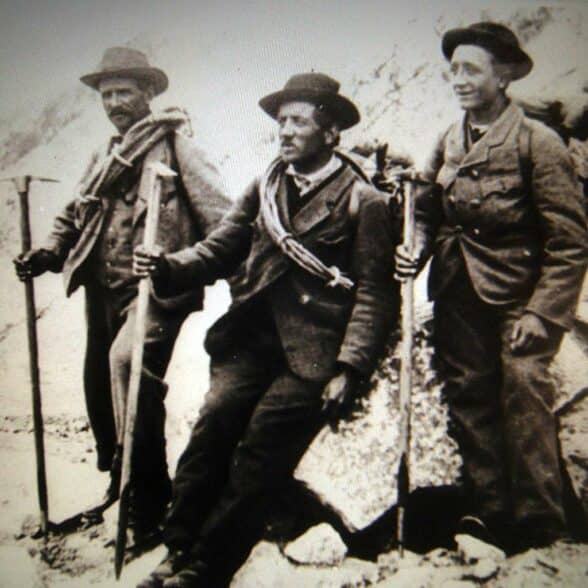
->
[1,1,587,586]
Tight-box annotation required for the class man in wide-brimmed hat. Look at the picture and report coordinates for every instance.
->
[13,46,230,540]
[135,72,399,587]
[396,22,587,552]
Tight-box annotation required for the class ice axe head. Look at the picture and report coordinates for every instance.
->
[148,161,177,179]
[0,175,59,195]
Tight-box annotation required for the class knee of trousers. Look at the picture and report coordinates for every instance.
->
[226,440,276,495]
[442,369,500,405]
[109,338,168,388]
[501,353,555,409]
[108,335,131,378]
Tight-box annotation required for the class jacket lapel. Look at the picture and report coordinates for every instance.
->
[459,102,521,170]
[275,174,293,231]
[290,167,355,236]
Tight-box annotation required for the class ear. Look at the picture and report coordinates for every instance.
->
[495,63,513,90]
[323,124,339,147]
[143,83,156,102]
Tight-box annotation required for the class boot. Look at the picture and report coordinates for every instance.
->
[136,549,189,588]
[162,558,210,588]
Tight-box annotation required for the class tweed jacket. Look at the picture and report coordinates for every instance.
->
[162,161,399,381]
[43,131,230,313]
[416,103,587,329]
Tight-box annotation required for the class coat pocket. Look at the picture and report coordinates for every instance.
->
[480,174,521,198]
[309,229,353,271]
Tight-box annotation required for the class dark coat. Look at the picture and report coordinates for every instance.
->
[163,162,400,381]
[417,103,587,329]
[42,132,230,312]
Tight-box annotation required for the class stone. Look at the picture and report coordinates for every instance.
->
[464,558,500,581]
[377,548,421,574]
[423,547,457,568]
[283,523,347,566]
[454,533,506,565]
[234,542,380,588]
[295,318,461,531]
[233,542,291,588]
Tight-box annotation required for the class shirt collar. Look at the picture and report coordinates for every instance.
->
[285,154,342,196]
[108,134,124,153]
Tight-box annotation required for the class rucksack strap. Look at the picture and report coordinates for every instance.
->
[348,181,361,224]
[519,121,533,190]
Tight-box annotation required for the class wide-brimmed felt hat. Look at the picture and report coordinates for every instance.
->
[442,22,533,80]
[80,47,168,95]
[259,73,360,130]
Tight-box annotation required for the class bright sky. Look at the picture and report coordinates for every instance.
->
[3,0,575,118]
[0,0,586,190]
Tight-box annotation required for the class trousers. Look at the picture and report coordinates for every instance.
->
[434,271,566,535]
[83,281,186,508]
[164,313,327,581]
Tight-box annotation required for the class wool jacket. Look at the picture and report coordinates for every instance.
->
[161,161,400,381]
[43,131,230,312]
[416,103,587,329]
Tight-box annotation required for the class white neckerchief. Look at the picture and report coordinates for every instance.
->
[285,154,342,196]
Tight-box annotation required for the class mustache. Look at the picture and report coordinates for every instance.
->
[109,107,131,116]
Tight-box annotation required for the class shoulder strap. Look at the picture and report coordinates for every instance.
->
[167,132,188,195]
[519,120,533,190]
[348,181,361,224]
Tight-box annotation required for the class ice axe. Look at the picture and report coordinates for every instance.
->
[394,168,435,557]
[114,161,176,579]
[393,169,438,556]
[1,174,59,538]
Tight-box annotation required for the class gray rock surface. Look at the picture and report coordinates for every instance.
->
[454,534,507,565]
[284,523,347,566]
[296,319,462,531]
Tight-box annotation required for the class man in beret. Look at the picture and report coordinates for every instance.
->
[13,47,230,540]
[135,72,399,587]
[396,22,587,552]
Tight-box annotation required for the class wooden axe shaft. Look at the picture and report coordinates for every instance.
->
[17,182,50,536]
[114,165,164,578]
[397,179,415,556]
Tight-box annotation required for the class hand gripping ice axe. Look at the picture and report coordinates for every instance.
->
[392,169,433,557]
[114,161,176,579]
[1,174,59,538]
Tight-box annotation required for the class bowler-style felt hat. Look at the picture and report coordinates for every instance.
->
[80,47,168,95]
[442,22,533,80]
[259,72,360,130]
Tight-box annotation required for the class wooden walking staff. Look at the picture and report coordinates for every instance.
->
[396,171,416,558]
[114,162,176,578]
[2,175,59,538]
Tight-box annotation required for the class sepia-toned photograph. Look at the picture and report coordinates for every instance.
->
[1,0,587,586]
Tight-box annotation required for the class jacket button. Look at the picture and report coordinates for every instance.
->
[300,294,311,305]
